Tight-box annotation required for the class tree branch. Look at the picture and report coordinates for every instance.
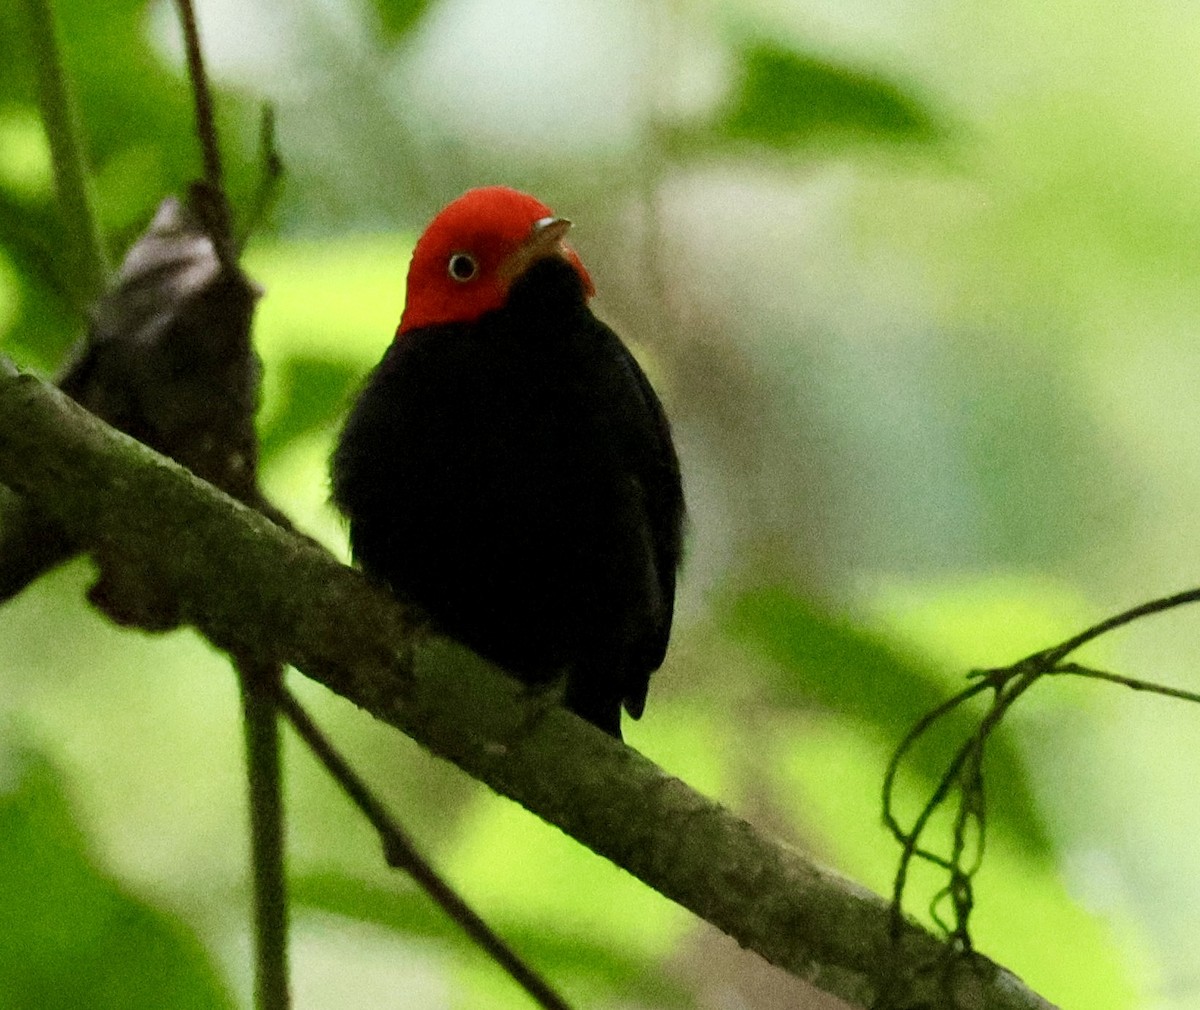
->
[0,359,1056,1010]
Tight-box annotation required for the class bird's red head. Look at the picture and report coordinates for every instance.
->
[397,186,595,335]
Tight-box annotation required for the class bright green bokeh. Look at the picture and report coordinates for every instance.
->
[0,105,52,199]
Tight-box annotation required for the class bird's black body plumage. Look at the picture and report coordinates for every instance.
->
[332,257,683,738]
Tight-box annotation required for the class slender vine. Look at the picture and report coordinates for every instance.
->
[884,585,1200,985]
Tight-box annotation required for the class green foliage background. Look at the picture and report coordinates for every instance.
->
[2,0,1198,1006]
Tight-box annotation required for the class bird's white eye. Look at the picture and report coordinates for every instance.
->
[447,252,478,282]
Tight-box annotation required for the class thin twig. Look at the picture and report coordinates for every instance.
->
[1051,662,1200,705]
[886,670,1038,944]
[21,0,110,305]
[236,105,285,251]
[933,725,985,945]
[881,677,995,844]
[886,583,1200,961]
[175,0,223,194]
[173,0,234,257]
[273,687,575,1010]
[239,660,291,1010]
[1038,586,1200,666]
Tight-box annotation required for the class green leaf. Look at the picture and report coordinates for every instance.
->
[370,0,433,40]
[0,748,233,1010]
[715,42,943,149]
[258,356,360,460]
[0,189,81,368]
[724,586,1051,855]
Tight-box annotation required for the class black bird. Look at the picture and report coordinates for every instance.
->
[332,187,684,738]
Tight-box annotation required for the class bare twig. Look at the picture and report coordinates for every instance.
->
[175,0,223,194]
[237,106,285,251]
[173,0,234,259]
[274,687,575,1010]
[885,585,1200,967]
[1037,586,1200,666]
[882,677,994,851]
[885,671,1038,950]
[1050,662,1200,704]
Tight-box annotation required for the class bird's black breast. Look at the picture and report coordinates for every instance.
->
[331,257,683,737]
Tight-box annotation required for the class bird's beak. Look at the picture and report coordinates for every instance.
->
[499,216,574,283]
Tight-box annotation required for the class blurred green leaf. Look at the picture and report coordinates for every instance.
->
[370,0,433,40]
[0,748,233,1010]
[712,42,942,150]
[259,356,360,461]
[293,873,693,1006]
[724,586,1050,856]
[245,235,411,366]
[0,106,53,199]
[0,188,83,367]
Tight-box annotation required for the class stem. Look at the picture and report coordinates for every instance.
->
[1040,585,1200,666]
[275,687,575,1010]
[236,105,285,251]
[887,671,1038,942]
[170,4,285,1002]
[1052,662,1200,705]
[21,0,110,304]
[882,677,994,843]
[240,660,290,1010]
[173,0,234,255]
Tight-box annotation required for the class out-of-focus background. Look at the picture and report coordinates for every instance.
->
[2,0,1199,1007]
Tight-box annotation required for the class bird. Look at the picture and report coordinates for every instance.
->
[331,186,684,739]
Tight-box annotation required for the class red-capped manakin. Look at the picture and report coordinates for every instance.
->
[331,187,684,739]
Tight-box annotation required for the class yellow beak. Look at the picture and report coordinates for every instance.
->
[499,217,573,283]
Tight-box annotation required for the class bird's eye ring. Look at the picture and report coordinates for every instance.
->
[448,252,478,282]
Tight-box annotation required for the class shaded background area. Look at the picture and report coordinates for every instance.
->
[1,0,1198,1006]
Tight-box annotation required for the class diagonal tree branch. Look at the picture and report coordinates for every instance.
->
[274,686,572,1010]
[0,358,1056,1010]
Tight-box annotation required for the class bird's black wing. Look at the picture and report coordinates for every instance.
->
[585,315,685,714]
